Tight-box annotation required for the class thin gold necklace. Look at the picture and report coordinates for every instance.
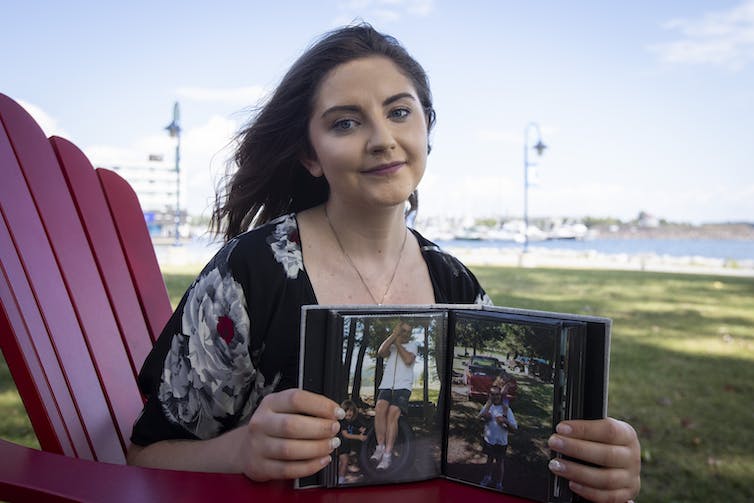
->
[324,206,408,305]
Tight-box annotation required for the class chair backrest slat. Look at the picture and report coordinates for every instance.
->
[0,215,80,458]
[99,168,172,341]
[51,137,154,376]
[0,93,160,463]
[0,114,100,460]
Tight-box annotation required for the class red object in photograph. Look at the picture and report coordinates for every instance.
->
[465,356,516,401]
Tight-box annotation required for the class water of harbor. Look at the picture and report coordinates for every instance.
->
[436,238,754,262]
[155,236,754,272]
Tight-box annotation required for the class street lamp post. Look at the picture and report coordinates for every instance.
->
[165,102,181,246]
[523,122,546,253]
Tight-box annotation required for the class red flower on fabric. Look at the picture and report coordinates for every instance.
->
[217,315,235,345]
[288,229,300,244]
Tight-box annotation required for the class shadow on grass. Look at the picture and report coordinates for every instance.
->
[610,339,754,502]
[470,266,754,502]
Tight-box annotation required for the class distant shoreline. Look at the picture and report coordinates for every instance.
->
[590,222,754,240]
[445,245,754,278]
[153,236,754,278]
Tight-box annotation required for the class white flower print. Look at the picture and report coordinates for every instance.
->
[159,240,276,439]
[267,214,304,279]
[475,292,493,306]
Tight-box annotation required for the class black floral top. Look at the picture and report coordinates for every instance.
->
[131,213,491,446]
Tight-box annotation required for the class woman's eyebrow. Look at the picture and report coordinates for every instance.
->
[383,92,416,106]
[321,104,360,119]
[320,92,417,119]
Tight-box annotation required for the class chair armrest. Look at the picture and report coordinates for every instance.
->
[0,438,259,502]
[0,438,530,502]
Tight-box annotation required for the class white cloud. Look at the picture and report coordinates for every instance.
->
[649,0,754,69]
[85,114,240,218]
[335,0,434,24]
[181,115,239,216]
[176,86,267,105]
[16,100,68,138]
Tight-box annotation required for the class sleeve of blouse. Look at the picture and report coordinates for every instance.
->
[131,237,274,445]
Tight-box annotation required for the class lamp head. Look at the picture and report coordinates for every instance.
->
[533,140,547,156]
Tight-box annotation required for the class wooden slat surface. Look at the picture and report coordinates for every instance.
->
[98,168,172,342]
[0,111,94,459]
[51,137,153,378]
[0,215,74,457]
[0,439,531,503]
[0,94,126,462]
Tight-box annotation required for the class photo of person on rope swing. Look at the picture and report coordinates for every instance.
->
[334,313,446,486]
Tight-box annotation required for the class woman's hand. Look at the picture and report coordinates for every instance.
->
[241,388,343,481]
[547,418,640,503]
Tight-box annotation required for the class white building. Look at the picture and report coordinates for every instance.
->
[108,159,185,238]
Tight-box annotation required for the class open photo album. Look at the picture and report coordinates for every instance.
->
[297,304,611,502]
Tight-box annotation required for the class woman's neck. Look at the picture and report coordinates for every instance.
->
[321,200,407,260]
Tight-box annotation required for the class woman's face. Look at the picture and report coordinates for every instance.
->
[303,56,429,211]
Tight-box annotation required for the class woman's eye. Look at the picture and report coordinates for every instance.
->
[390,108,410,120]
[332,119,357,131]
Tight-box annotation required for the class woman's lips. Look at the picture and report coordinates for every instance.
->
[362,161,405,175]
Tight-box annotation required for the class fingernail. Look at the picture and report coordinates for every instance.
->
[321,455,332,466]
[335,407,346,420]
[548,435,565,449]
[330,437,341,449]
[556,423,573,435]
[331,422,341,434]
[549,458,565,473]
[569,481,583,491]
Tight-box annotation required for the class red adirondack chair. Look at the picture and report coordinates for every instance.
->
[0,93,530,502]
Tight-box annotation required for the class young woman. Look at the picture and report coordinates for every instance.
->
[127,23,640,502]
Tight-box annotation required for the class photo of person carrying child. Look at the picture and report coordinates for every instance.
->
[337,400,368,485]
[478,380,518,490]
[370,320,417,470]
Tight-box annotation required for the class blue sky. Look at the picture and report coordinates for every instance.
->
[2,1,753,224]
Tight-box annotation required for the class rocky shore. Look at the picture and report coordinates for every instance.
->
[445,245,754,278]
[591,222,754,240]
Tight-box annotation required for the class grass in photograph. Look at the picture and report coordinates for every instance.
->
[1,266,752,502]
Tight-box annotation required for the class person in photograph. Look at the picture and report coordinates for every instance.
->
[127,23,641,502]
[337,400,368,484]
[370,320,417,470]
[478,382,518,490]
[494,375,516,406]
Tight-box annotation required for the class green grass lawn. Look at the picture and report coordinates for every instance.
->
[1,266,752,502]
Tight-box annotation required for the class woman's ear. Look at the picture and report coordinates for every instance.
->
[300,154,324,178]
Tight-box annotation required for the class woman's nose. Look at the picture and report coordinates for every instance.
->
[367,119,397,154]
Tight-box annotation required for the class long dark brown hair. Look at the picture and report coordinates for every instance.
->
[211,23,436,241]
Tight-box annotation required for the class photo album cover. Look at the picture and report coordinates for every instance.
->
[297,304,611,503]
